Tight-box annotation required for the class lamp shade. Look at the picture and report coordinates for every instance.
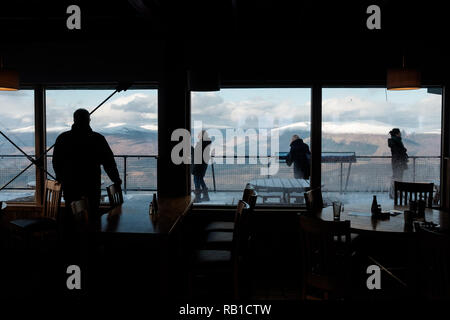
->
[387,68,421,90]
[0,70,19,91]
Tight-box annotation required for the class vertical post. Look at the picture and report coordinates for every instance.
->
[157,40,191,197]
[34,85,46,206]
[310,85,322,192]
[412,157,416,182]
[340,162,343,194]
[123,156,127,194]
[441,85,449,209]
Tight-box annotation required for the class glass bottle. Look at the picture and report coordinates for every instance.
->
[371,195,378,215]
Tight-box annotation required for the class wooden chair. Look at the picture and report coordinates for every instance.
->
[414,226,450,299]
[189,200,250,299]
[204,193,257,250]
[10,180,63,245]
[299,215,352,300]
[394,181,434,207]
[106,183,123,208]
[304,187,324,213]
[203,185,256,233]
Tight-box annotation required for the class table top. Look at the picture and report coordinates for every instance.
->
[100,194,192,235]
[249,178,310,192]
[318,204,449,234]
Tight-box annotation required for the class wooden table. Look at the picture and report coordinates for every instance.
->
[318,204,449,234]
[100,194,192,236]
[97,194,192,297]
[249,178,310,203]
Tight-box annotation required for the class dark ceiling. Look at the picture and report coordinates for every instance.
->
[1,0,449,87]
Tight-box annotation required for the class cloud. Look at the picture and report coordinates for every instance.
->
[322,120,393,134]
[105,122,126,128]
[192,92,310,129]
[140,124,158,131]
[9,125,35,133]
[191,92,224,110]
[0,88,443,148]
[109,93,157,113]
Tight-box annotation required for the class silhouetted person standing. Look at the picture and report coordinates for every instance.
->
[191,130,212,203]
[388,128,408,182]
[53,108,122,228]
[286,134,311,180]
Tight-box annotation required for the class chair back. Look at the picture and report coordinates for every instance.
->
[239,194,257,254]
[70,198,90,229]
[304,187,324,212]
[107,183,124,207]
[415,227,450,299]
[299,215,351,299]
[42,180,62,221]
[394,181,434,207]
[231,200,250,257]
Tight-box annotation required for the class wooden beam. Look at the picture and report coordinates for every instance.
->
[34,85,46,205]
[441,85,449,209]
[310,84,322,191]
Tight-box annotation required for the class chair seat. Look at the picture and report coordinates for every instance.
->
[205,231,233,249]
[204,221,234,232]
[10,218,57,232]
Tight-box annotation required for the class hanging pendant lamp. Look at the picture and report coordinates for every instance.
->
[0,57,19,91]
[387,56,420,90]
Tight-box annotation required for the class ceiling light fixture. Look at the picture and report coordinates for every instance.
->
[387,56,420,90]
[0,57,19,91]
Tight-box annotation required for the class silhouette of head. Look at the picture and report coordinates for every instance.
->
[73,109,90,127]
[389,128,401,137]
[291,134,300,143]
[198,130,210,141]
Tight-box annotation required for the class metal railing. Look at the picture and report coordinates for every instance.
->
[0,154,441,194]
[0,154,157,193]
[207,155,441,193]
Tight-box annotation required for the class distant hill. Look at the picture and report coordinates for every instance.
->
[1,126,158,156]
[0,126,440,157]
[276,125,440,156]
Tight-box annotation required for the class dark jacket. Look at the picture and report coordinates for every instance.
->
[388,135,408,169]
[286,138,311,179]
[52,124,121,200]
[191,139,212,177]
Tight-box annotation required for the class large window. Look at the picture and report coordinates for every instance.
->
[46,89,158,195]
[321,88,442,207]
[191,88,311,205]
[0,90,35,202]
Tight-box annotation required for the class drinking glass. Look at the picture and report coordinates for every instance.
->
[333,201,342,221]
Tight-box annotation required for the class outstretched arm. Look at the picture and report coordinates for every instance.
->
[100,136,122,185]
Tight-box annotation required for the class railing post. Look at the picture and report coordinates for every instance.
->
[413,157,416,182]
[123,155,127,194]
[211,160,216,192]
[340,162,343,194]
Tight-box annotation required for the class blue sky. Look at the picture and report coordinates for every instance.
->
[0,87,442,141]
